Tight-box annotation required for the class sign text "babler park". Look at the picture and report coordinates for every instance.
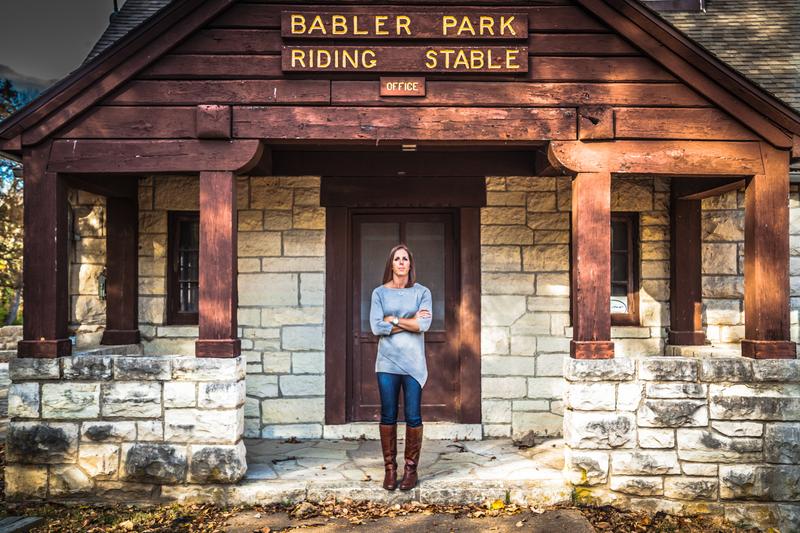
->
[281,12,529,73]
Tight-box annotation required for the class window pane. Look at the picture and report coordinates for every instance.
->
[406,222,446,331]
[178,218,199,313]
[360,223,400,331]
[611,252,628,283]
[611,220,628,252]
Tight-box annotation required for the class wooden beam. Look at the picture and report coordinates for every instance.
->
[742,145,796,358]
[614,108,759,141]
[571,171,614,359]
[459,207,482,422]
[548,140,764,175]
[63,175,138,199]
[196,171,240,357]
[234,107,577,142]
[49,140,263,174]
[101,196,140,346]
[324,206,348,424]
[674,178,745,200]
[17,143,71,358]
[321,176,486,207]
[668,182,705,345]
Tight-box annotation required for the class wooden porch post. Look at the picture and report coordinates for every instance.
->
[571,171,614,359]
[196,170,240,357]
[742,146,795,358]
[668,183,705,345]
[17,144,71,357]
[101,195,140,345]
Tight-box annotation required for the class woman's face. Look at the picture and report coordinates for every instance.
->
[392,248,411,277]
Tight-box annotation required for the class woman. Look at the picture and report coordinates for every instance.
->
[369,244,432,491]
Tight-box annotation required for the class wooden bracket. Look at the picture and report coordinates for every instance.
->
[578,105,614,140]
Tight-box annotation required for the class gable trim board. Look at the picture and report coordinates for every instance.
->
[0,0,798,155]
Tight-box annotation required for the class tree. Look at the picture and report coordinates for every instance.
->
[0,79,28,325]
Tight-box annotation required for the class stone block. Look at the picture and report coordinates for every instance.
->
[676,429,762,462]
[245,374,279,399]
[482,295,527,326]
[284,230,324,256]
[534,230,569,244]
[282,325,324,351]
[709,384,800,420]
[238,231,281,258]
[509,312,551,336]
[155,176,198,209]
[114,357,171,380]
[138,420,164,441]
[237,210,263,231]
[5,465,48,500]
[291,351,324,374]
[614,338,664,358]
[564,411,635,449]
[536,352,567,376]
[262,352,292,373]
[565,382,615,410]
[512,411,563,438]
[527,212,570,231]
[188,441,247,483]
[610,451,680,475]
[481,245,521,272]
[610,476,663,496]
[79,443,120,479]
[482,356,536,377]
[487,191,525,206]
[526,377,564,399]
[764,423,800,464]
[702,243,738,275]
[617,383,643,411]
[8,383,40,418]
[482,206,526,225]
[753,360,800,382]
[535,273,570,296]
[639,358,698,381]
[261,398,323,424]
[682,462,718,476]
[81,421,136,442]
[638,428,675,448]
[522,245,569,272]
[711,421,764,438]
[482,273,535,295]
[481,377,526,399]
[481,225,534,245]
[198,381,245,408]
[165,408,243,443]
[703,276,744,298]
[300,273,324,306]
[7,422,79,463]
[42,383,100,419]
[611,178,652,211]
[164,381,196,408]
[123,443,188,484]
[293,207,325,230]
[637,399,708,428]
[10,358,59,380]
[172,357,245,381]
[645,383,706,399]
[664,477,718,500]
[703,210,743,242]
[564,449,609,486]
[565,358,635,382]
[62,355,113,380]
[482,400,512,424]
[101,382,161,418]
[239,273,297,306]
[50,464,94,496]
[699,358,753,382]
[261,423,323,439]
[261,306,323,327]
[720,465,800,501]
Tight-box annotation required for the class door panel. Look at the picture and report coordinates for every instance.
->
[349,211,460,422]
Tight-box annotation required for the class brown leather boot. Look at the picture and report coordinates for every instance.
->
[399,424,423,491]
[379,424,398,490]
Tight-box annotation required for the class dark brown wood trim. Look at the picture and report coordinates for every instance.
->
[321,176,487,207]
[743,145,795,358]
[668,181,705,346]
[571,171,613,359]
[325,206,349,425]
[741,340,796,359]
[197,171,239,357]
[19,143,71,358]
[101,196,140,345]
[459,207,481,423]
[610,212,639,327]
[63,175,138,199]
[167,211,200,326]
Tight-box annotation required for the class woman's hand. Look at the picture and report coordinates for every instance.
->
[383,315,396,324]
[416,310,431,319]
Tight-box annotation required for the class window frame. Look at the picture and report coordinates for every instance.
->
[610,212,640,327]
[166,210,200,325]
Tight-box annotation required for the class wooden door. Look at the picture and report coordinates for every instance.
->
[349,210,460,422]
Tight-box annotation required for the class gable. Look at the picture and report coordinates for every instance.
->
[1,0,798,154]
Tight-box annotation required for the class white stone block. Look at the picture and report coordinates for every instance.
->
[611,451,680,475]
[101,382,161,418]
[164,381,196,408]
[198,381,245,409]
[564,411,636,449]
[509,312,551,335]
[565,382,615,410]
[262,352,292,373]
[137,420,164,441]
[9,383,40,418]
[165,408,243,443]
[81,421,136,442]
[282,325,324,351]
[484,424,511,438]
[239,273,298,306]
[638,428,675,448]
[482,295,527,326]
[681,462,718,476]
[527,377,564,399]
[42,383,100,419]
[245,374,279,399]
[610,476,663,496]
[291,351,324,374]
[172,357,245,381]
[564,448,609,485]
[279,375,324,396]
[482,356,536,376]
[481,327,509,355]
[79,443,120,479]
[512,399,549,411]
[10,358,59,380]
[261,423,323,439]
[536,353,566,377]
[617,383,643,411]
[300,273,324,306]
[512,411,562,438]
[711,421,764,437]
[482,400,512,424]
[261,397,324,424]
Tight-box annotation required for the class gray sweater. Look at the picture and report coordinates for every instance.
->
[369,283,433,388]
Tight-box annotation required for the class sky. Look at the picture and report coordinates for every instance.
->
[1,0,125,88]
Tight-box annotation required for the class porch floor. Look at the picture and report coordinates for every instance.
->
[232,437,571,506]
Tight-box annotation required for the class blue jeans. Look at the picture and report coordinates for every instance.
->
[376,372,423,427]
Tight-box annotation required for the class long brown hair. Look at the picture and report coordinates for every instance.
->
[382,244,416,287]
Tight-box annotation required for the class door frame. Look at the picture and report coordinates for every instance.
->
[323,176,484,424]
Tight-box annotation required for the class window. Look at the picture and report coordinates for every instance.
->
[611,212,639,326]
[167,211,199,325]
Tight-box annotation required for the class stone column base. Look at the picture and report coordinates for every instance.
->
[741,340,796,359]
[17,339,71,358]
[570,340,614,360]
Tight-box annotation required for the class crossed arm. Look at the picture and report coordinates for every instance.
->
[383,309,432,334]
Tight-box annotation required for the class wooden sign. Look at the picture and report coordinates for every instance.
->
[282,12,528,39]
[282,46,528,73]
[380,77,426,96]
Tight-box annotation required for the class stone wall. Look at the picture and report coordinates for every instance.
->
[68,189,107,348]
[480,176,670,440]
[0,325,22,352]
[5,354,245,501]
[564,356,800,530]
